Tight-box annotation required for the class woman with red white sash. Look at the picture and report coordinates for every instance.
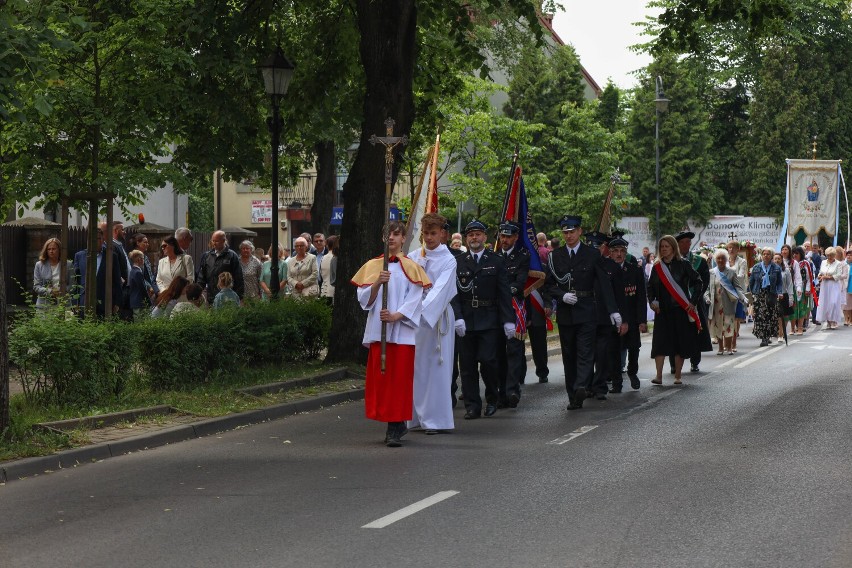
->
[647,235,703,385]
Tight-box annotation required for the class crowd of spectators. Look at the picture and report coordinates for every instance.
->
[34,226,336,320]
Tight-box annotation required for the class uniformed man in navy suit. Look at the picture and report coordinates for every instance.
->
[543,216,619,410]
[495,221,530,409]
[451,220,514,419]
[608,233,648,392]
[584,230,627,401]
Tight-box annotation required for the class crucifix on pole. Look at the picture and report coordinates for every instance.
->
[369,117,408,371]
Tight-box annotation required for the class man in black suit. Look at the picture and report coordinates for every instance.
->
[451,220,514,419]
[609,234,648,392]
[670,231,711,373]
[72,228,124,318]
[543,215,619,410]
[584,231,627,401]
[525,292,551,384]
[495,222,530,409]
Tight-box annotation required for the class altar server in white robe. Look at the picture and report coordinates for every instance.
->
[351,221,431,447]
[407,213,459,434]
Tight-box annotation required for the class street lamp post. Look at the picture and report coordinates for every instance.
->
[654,76,670,244]
[260,47,295,299]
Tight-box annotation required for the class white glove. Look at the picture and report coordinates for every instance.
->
[562,292,578,305]
[610,313,622,327]
[503,323,515,339]
[454,319,466,337]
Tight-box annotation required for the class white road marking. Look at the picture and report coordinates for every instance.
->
[733,347,777,369]
[362,491,459,529]
[547,425,598,445]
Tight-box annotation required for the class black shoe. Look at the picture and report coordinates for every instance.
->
[629,375,640,390]
[574,387,587,406]
[519,378,525,385]
[398,424,409,439]
[690,365,699,373]
[609,387,622,394]
[508,393,520,408]
[484,404,497,417]
[760,339,770,347]
[538,376,549,384]
[464,410,480,420]
[386,433,401,447]
[567,401,582,410]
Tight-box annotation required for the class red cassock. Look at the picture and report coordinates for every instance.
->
[364,342,415,422]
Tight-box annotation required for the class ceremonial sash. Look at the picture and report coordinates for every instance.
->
[715,268,739,302]
[804,261,818,307]
[528,289,553,331]
[655,261,702,331]
[512,297,528,339]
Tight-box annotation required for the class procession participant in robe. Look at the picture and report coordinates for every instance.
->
[747,247,784,346]
[451,219,514,419]
[647,235,703,385]
[407,213,458,435]
[442,222,464,407]
[816,247,844,329]
[351,221,431,447]
[788,247,813,335]
[496,221,531,409]
[668,231,712,373]
[707,248,748,355]
[542,215,618,410]
[609,234,647,392]
[726,241,749,350]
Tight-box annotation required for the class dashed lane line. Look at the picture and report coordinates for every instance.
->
[547,425,599,445]
[362,491,460,529]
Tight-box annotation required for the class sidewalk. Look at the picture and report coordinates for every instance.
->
[2,332,566,484]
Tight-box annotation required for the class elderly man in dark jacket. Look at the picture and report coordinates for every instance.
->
[197,230,244,304]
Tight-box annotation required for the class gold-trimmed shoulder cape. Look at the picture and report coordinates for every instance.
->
[350,255,432,289]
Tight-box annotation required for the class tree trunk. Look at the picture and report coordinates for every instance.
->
[326,0,417,363]
[310,140,337,236]
[0,220,9,432]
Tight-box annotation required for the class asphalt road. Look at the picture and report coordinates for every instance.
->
[3,324,852,568]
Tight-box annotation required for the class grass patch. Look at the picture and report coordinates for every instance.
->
[1,361,364,462]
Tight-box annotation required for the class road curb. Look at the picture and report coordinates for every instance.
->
[0,389,365,484]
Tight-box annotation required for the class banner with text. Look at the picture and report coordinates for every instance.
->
[786,159,840,238]
[618,216,782,254]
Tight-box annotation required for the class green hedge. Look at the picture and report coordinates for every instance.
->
[8,299,332,403]
[8,310,135,406]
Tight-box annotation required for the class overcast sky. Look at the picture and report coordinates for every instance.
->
[551,1,662,90]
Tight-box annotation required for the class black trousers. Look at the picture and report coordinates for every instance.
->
[557,321,597,396]
[615,326,641,389]
[459,328,501,414]
[498,335,526,401]
[589,325,619,396]
[527,324,549,380]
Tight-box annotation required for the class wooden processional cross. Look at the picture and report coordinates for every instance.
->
[369,117,408,372]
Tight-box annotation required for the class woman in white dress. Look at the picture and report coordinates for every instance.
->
[816,247,843,329]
